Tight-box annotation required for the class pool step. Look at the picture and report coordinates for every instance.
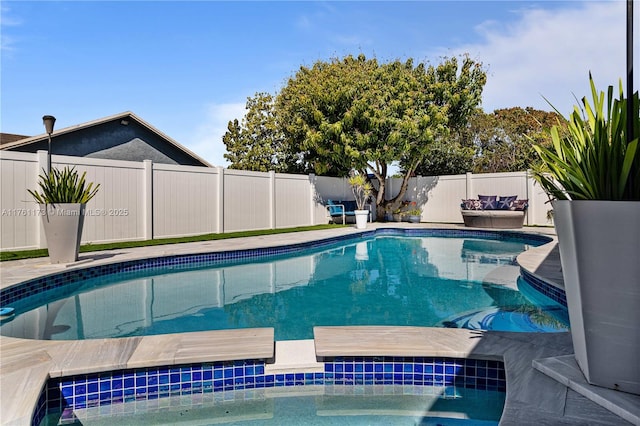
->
[126,328,275,368]
[313,326,497,359]
[265,339,323,374]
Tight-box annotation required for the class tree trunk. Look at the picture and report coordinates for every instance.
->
[370,160,419,221]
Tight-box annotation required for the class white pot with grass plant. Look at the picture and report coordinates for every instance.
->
[29,166,100,264]
[348,173,372,230]
[533,75,640,395]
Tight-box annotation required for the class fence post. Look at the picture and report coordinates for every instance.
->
[142,160,153,240]
[526,169,536,226]
[465,172,473,199]
[269,170,276,229]
[36,150,49,176]
[217,167,224,234]
[36,150,49,248]
[309,173,316,226]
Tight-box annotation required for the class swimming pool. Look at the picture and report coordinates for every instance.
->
[1,229,567,341]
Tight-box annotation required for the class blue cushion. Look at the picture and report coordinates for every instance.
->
[343,201,358,212]
[498,195,517,210]
[478,195,497,210]
[327,200,361,216]
[326,200,344,216]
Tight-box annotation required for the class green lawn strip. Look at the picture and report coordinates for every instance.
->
[0,224,346,262]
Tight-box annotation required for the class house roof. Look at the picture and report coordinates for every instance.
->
[0,133,30,146]
[0,111,213,167]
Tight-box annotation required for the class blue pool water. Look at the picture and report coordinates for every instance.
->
[1,234,568,341]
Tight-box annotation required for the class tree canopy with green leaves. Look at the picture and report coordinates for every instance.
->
[276,54,486,217]
[411,139,475,176]
[413,107,564,176]
[221,55,564,217]
[467,107,563,173]
[223,92,303,173]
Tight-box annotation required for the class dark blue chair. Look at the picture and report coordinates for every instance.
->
[326,199,370,224]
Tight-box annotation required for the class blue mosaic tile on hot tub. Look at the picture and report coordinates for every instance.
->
[36,356,506,423]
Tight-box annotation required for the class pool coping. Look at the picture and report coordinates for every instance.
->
[0,223,633,425]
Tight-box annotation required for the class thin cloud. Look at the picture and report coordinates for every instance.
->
[1,5,22,26]
[330,34,371,47]
[0,5,22,52]
[294,3,333,33]
[1,34,16,52]
[442,1,634,114]
[294,3,370,49]
[295,15,312,31]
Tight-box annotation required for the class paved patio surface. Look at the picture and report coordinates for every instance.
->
[1,223,637,425]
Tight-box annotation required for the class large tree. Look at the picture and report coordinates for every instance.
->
[276,54,486,217]
[467,107,563,173]
[223,92,304,173]
[415,107,564,176]
[413,140,475,176]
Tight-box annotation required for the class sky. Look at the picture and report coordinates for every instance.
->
[1,1,638,167]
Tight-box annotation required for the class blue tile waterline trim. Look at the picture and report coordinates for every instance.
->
[1,228,552,308]
[33,357,506,425]
[519,267,567,307]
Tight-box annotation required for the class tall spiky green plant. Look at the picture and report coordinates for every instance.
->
[28,166,100,205]
[348,173,372,210]
[533,74,640,200]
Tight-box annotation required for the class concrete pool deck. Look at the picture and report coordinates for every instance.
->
[1,223,638,425]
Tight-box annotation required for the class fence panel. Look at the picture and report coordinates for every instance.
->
[274,173,312,229]
[153,164,218,238]
[223,169,272,232]
[313,176,352,202]
[54,156,146,244]
[471,172,529,200]
[419,175,468,223]
[0,151,41,250]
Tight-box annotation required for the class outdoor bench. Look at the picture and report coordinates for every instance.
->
[326,199,371,224]
[461,195,528,229]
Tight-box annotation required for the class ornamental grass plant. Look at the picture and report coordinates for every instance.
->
[28,166,100,205]
[533,74,640,201]
[348,173,372,210]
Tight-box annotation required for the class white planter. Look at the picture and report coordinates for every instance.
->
[354,209,369,229]
[553,200,640,395]
[40,203,86,264]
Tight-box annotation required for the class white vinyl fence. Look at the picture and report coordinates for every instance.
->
[0,150,552,251]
